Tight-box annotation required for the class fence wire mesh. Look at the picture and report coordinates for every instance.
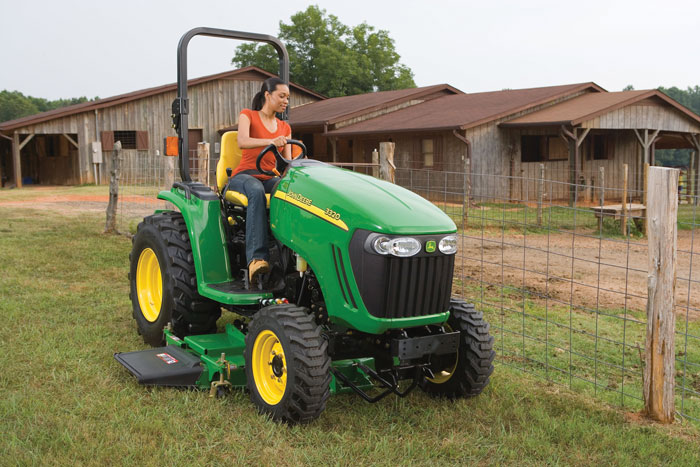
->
[394,165,700,424]
[112,148,700,423]
[114,149,213,233]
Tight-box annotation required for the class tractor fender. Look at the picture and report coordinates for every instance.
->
[157,189,233,288]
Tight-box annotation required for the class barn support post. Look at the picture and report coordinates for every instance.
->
[560,125,578,206]
[452,129,472,212]
[643,166,679,423]
[561,125,589,207]
[633,128,661,198]
[687,133,700,204]
[0,132,11,186]
[329,137,338,163]
[12,132,22,188]
[576,128,591,201]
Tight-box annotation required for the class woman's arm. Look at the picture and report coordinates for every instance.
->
[283,129,292,160]
[237,113,287,149]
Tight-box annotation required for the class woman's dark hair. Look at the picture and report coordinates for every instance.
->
[251,77,286,111]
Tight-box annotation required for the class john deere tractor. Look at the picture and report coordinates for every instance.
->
[115,27,495,424]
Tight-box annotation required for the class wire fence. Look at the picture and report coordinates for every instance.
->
[110,148,700,423]
[394,165,700,424]
[114,149,213,233]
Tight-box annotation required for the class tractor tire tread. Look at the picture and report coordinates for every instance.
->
[245,305,331,424]
[421,298,495,398]
[130,211,220,345]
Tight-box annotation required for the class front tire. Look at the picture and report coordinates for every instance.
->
[421,299,495,397]
[244,305,331,424]
[129,211,221,346]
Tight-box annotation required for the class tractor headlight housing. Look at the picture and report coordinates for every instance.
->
[371,236,421,257]
[372,236,392,255]
[439,235,458,255]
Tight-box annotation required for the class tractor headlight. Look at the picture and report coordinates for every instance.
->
[371,236,421,257]
[390,237,421,257]
[372,236,392,255]
[439,235,458,255]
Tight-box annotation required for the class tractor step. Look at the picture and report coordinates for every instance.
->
[114,345,203,387]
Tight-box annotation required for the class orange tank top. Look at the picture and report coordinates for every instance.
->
[233,108,291,180]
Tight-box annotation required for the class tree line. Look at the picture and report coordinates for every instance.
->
[0,90,96,124]
[655,86,700,167]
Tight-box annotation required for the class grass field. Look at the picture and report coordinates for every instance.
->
[1,197,700,465]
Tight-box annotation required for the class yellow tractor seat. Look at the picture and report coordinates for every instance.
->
[216,131,270,208]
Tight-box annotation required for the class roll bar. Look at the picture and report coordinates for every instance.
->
[172,27,289,182]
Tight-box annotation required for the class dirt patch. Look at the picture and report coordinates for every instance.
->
[0,193,161,215]
[458,228,700,320]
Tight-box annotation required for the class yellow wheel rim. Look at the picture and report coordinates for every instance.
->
[427,325,459,384]
[136,248,163,322]
[252,329,287,405]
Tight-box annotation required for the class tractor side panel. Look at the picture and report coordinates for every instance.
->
[158,189,233,286]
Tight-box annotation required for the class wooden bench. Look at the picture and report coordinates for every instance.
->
[590,203,646,231]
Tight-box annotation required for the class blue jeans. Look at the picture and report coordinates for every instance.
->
[227,174,279,265]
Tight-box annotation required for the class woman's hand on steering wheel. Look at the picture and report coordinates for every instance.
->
[255,139,307,177]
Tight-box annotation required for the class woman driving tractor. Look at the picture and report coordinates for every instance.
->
[227,76,292,283]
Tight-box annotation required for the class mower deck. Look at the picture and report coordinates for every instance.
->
[115,324,374,395]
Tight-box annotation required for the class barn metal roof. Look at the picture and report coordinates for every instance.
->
[500,89,700,127]
[326,82,604,136]
[0,66,325,132]
[289,84,462,128]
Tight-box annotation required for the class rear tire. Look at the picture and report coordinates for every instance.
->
[421,299,495,397]
[129,211,221,346]
[244,305,331,424]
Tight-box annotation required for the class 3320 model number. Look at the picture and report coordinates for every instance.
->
[324,208,341,220]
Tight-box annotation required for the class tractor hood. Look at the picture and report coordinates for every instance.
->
[277,161,456,235]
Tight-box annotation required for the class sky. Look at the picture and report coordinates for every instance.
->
[1,0,699,101]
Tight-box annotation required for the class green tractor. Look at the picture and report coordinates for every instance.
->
[115,27,495,424]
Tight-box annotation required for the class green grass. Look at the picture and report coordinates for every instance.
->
[454,281,700,422]
[1,204,700,465]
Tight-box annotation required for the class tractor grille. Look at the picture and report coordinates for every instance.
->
[348,230,455,319]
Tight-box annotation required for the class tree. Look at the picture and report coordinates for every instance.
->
[656,85,700,167]
[0,90,96,123]
[232,5,415,97]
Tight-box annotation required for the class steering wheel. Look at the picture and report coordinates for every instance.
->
[255,139,307,177]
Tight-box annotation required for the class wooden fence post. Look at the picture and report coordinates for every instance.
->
[537,163,544,226]
[104,141,122,234]
[164,153,176,211]
[371,149,379,178]
[197,142,210,185]
[643,163,650,235]
[463,158,471,226]
[622,164,628,236]
[379,142,395,183]
[643,166,679,423]
[598,166,605,233]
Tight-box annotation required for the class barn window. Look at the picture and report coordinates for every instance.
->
[521,135,545,162]
[100,131,149,151]
[422,138,434,168]
[521,135,569,162]
[592,134,614,160]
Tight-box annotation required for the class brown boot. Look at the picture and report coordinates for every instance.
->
[249,259,270,283]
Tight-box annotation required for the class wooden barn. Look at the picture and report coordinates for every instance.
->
[0,66,323,187]
[283,82,700,201]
